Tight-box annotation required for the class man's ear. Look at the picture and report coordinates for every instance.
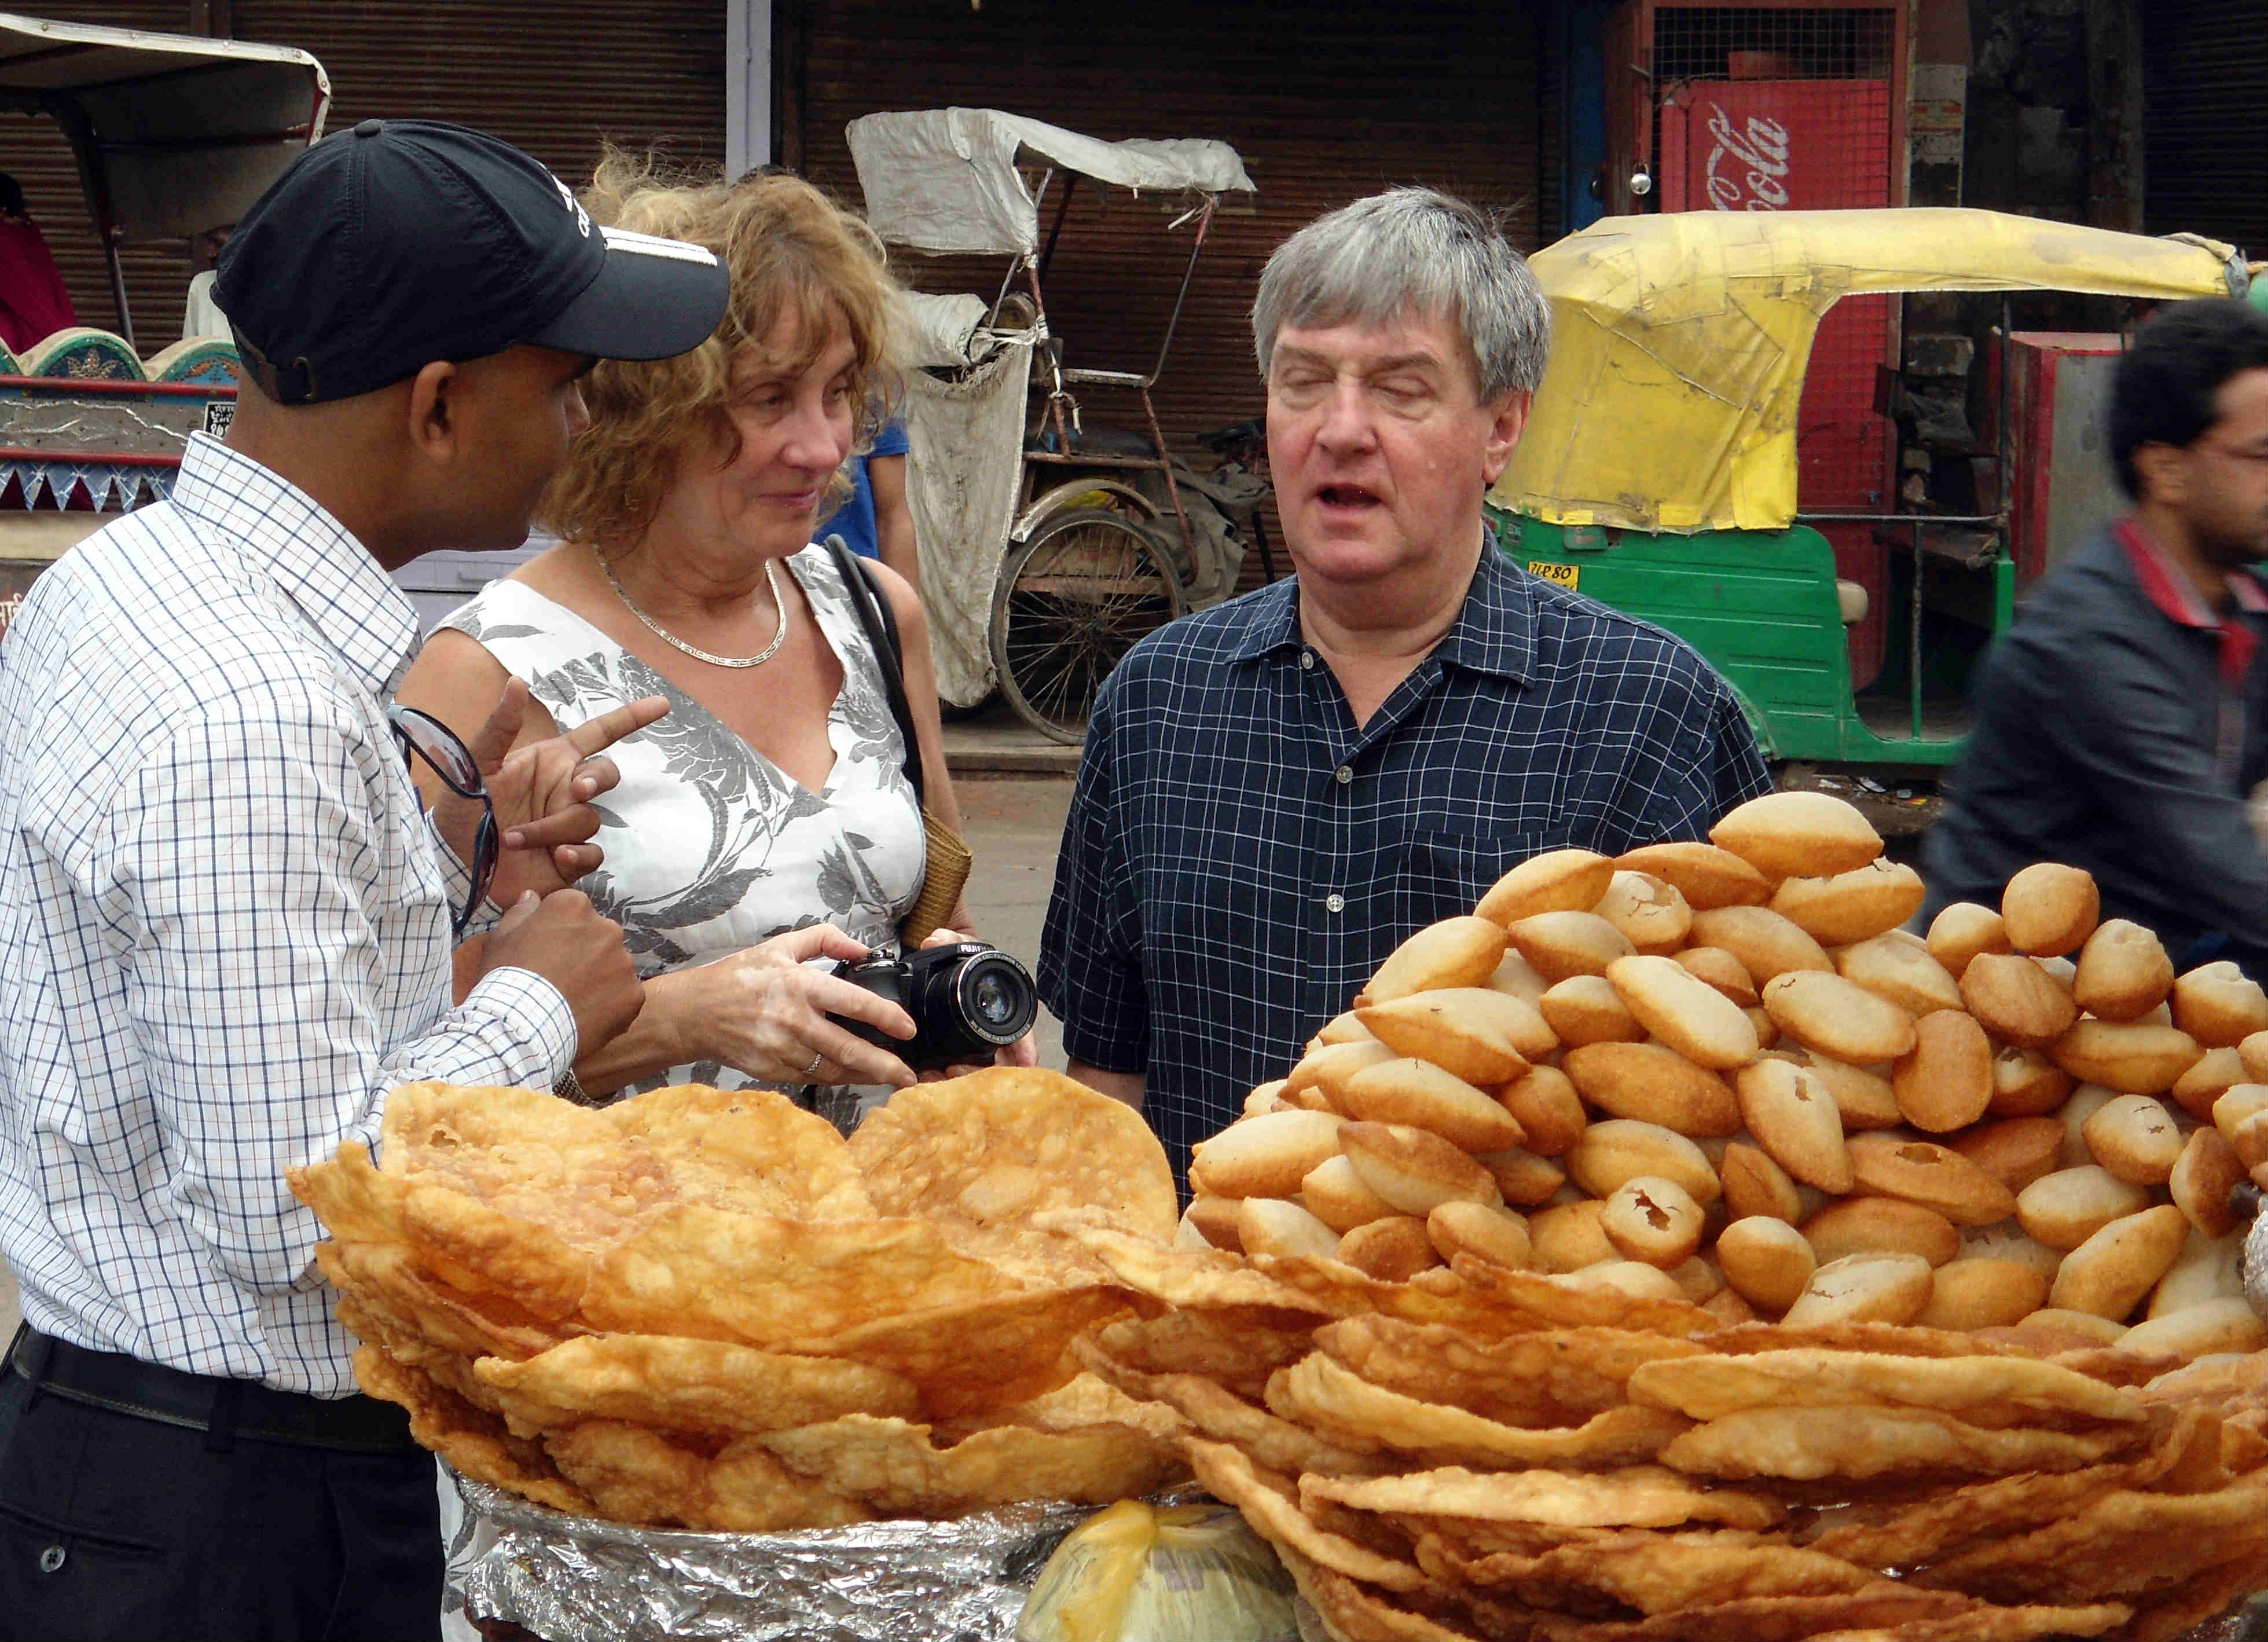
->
[406,360,461,461]
[1481,387,1533,487]
[2133,441,2188,510]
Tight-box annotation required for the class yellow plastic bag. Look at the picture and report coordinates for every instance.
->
[1017,1498,1298,1642]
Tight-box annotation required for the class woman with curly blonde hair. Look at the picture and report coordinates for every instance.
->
[398,157,1020,1114]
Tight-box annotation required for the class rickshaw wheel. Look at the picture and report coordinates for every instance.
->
[990,507,1186,743]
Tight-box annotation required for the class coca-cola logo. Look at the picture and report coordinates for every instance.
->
[1704,105,1791,211]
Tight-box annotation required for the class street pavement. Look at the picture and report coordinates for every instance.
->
[0,771,1078,1347]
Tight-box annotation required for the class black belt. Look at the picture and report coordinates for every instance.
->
[7,1324,421,1454]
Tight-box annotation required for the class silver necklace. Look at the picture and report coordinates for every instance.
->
[597,549,790,669]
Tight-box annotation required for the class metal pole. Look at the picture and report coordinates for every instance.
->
[1910,520,1924,743]
[104,231,133,353]
[1149,195,1215,387]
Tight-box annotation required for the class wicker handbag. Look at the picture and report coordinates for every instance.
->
[824,537,974,946]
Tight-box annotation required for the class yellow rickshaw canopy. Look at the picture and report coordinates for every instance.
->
[1492,208,2247,534]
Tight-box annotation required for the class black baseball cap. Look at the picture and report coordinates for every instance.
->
[215,118,728,405]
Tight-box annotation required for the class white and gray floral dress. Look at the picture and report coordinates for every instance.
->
[437,544,926,1102]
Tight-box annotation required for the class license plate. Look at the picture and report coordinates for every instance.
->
[1528,559,1579,590]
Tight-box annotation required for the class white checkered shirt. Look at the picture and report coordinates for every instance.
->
[0,435,577,1397]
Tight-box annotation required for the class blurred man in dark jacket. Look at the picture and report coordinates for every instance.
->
[1924,299,2268,976]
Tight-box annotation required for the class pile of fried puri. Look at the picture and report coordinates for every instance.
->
[288,1069,1190,1531]
[1061,790,2268,1639]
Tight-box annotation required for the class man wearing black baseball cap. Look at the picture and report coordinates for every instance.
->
[0,122,727,1639]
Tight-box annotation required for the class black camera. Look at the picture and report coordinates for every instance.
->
[831,941,1038,1071]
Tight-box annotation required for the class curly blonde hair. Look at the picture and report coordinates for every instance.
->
[541,152,902,547]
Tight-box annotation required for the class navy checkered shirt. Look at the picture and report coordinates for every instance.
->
[1039,541,1770,1189]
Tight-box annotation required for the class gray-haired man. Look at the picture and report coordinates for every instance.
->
[1038,188,1768,1188]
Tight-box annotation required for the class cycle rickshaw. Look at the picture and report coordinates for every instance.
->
[848,108,1271,741]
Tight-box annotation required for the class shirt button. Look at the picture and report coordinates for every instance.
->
[1335,765,1352,785]
[1301,649,1316,670]
[38,1544,65,1574]
[1324,893,1345,913]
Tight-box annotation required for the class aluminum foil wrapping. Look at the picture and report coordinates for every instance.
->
[444,1474,1099,1642]
[2246,1203,2268,1324]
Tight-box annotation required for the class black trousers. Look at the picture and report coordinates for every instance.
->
[0,1360,442,1641]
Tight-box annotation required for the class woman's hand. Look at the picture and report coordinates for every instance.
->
[915,926,1041,1081]
[672,923,921,1088]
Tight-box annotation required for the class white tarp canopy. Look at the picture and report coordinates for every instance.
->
[0,12,329,241]
[847,107,1253,257]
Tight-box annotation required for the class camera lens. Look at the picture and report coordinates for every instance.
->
[954,952,1036,1046]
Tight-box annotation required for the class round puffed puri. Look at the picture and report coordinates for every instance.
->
[2120,1298,2268,1362]
[1676,945,1759,1008]
[2172,961,2268,1049]
[1845,1131,2017,1225]
[2081,1094,2184,1185]
[1507,910,1636,984]
[1337,1214,1441,1281]
[1613,841,1772,910]
[1338,1121,1502,1215]
[2050,1020,2205,1095]
[2047,1203,2188,1319]
[1926,901,2012,978]
[1891,1009,1994,1132]
[1337,1057,1527,1153]
[1915,1257,2050,1329]
[1593,871,1693,955]
[1761,970,1917,1064]
[1364,915,1509,1003]
[1990,1046,2074,1117]
[1600,1174,1705,1267]
[1947,1115,2064,1193]
[2001,862,2100,956]
[1709,790,1884,880]
[1485,950,1551,1006]
[1188,1109,1347,1200]
[1565,1118,1722,1205]
[1782,1250,1934,1326]
[1835,934,1961,1017]
[1715,1215,1817,1311]
[1686,906,1833,988]
[2072,919,2175,1022]
[1529,1198,1616,1272]
[1539,974,1645,1047]
[1603,954,1759,1071]
[1300,1153,1398,1233]
[1474,848,1616,928]
[1719,1141,1804,1222]
[1356,988,1546,1086]
[1731,1058,1853,1192]
[1425,1200,1533,1270]
[2170,1047,2247,1120]
[1801,1197,1961,1266]
[2168,1126,2246,1238]
[1284,1039,1396,1111]
[1768,860,1926,947]
[2016,1164,2152,1251]
[1563,1040,1741,1138]
[1794,1053,1904,1130]
[1182,1195,1245,1252]
[1498,1066,1587,1156]
[1236,1196,1342,1261]
[1472,1146,1567,1207]
[1958,953,2078,1050]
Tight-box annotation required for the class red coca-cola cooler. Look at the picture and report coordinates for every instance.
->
[1659,76,1898,688]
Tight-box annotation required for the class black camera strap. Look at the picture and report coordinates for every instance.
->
[824,535,924,813]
